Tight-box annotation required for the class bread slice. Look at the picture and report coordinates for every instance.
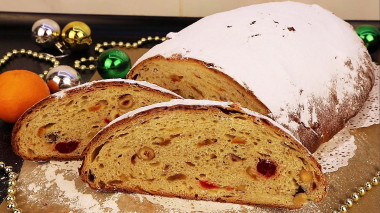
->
[127,2,376,153]
[12,79,181,161]
[80,99,327,209]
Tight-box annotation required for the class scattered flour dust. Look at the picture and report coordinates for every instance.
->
[25,161,121,213]
[132,193,245,212]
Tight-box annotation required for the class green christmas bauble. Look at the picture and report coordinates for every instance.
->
[356,25,380,53]
[97,48,131,79]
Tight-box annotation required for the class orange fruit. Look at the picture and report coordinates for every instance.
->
[0,70,50,123]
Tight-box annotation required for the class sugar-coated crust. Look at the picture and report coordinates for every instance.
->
[12,80,181,161]
[129,2,376,152]
[80,102,327,209]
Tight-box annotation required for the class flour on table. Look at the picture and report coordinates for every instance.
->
[20,161,121,213]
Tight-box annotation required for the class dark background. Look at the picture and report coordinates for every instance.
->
[0,12,379,203]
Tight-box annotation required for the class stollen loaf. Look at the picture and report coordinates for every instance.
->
[128,2,376,152]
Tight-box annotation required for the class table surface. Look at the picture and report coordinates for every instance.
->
[0,12,379,208]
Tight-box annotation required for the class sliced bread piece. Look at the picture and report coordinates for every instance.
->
[80,99,327,209]
[12,79,181,161]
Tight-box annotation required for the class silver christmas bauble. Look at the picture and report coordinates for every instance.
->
[46,65,81,92]
[32,19,61,49]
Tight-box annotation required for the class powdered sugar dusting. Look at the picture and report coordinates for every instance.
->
[312,69,379,173]
[53,79,181,99]
[347,67,379,129]
[133,1,375,136]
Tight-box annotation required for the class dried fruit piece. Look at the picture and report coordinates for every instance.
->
[55,141,79,154]
[104,118,111,124]
[167,174,187,181]
[37,123,55,137]
[236,184,248,191]
[118,94,134,109]
[246,166,258,180]
[299,169,313,183]
[199,180,219,189]
[45,132,58,142]
[185,162,196,166]
[131,154,137,164]
[88,104,102,112]
[197,139,217,147]
[152,137,171,146]
[257,159,277,178]
[224,186,234,191]
[224,153,245,162]
[162,164,170,176]
[293,193,308,206]
[137,147,155,160]
[170,74,183,82]
[231,136,246,144]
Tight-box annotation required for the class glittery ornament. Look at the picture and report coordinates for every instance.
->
[356,25,380,53]
[61,21,92,51]
[97,48,131,79]
[46,65,81,92]
[32,19,61,49]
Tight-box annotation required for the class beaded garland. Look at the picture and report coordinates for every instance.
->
[74,35,166,71]
[1,162,21,213]
[0,36,165,82]
[0,49,60,78]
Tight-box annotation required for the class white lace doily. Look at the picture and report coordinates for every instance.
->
[312,128,356,173]
[313,67,379,173]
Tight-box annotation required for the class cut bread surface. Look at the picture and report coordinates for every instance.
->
[129,56,269,116]
[80,100,327,209]
[12,80,181,161]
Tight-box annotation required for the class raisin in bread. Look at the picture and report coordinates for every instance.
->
[80,99,327,209]
[128,2,376,153]
[12,79,181,161]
